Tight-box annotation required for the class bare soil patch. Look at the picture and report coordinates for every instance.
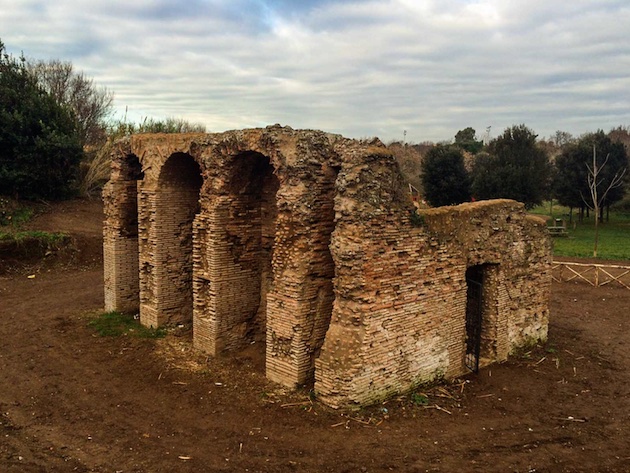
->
[1,200,629,472]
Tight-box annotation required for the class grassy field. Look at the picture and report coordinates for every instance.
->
[531,201,630,261]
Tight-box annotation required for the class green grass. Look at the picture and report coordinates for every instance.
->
[531,201,630,260]
[88,311,167,338]
[0,199,68,245]
[0,198,35,227]
[0,230,68,243]
[0,207,34,227]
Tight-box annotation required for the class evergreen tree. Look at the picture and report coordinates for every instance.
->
[421,145,471,207]
[471,125,551,209]
[0,40,83,199]
[454,127,483,154]
[554,131,627,219]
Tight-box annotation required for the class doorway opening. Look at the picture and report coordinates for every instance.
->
[465,265,485,373]
[464,263,501,373]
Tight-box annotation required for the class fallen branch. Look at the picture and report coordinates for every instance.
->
[349,416,373,426]
[424,404,452,415]
[281,401,311,408]
[437,387,457,400]
[555,416,586,423]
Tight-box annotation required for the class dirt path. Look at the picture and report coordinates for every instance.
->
[1,201,630,472]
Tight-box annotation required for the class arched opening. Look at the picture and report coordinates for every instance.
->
[145,152,202,327]
[303,163,339,384]
[229,151,279,347]
[120,154,143,238]
[124,154,144,180]
[194,152,339,387]
[465,265,484,372]
[198,151,279,359]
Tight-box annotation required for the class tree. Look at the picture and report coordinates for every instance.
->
[608,126,630,153]
[454,127,483,154]
[553,145,588,220]
[28,59,114,147]
[421,145,471,207]
[470,125,551,209]
[550,130,575,148]
[0,41,83,199]
[582,146,626,257]
[554,131,628,221]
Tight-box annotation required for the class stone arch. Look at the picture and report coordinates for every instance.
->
[118,154,143,239]
[192,147,340,387]
[193,150,279,355]
[139,152,203,327]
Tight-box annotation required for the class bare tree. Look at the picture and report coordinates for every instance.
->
[551,130,575,148]
[582,145,627,257]
[28,59,114,146]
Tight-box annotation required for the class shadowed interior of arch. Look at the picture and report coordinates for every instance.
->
[222,151,279,364]
[153,152,202,325]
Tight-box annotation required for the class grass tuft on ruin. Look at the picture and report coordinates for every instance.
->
[88,311,166,338]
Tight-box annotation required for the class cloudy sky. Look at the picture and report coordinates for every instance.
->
[1,0,628,143]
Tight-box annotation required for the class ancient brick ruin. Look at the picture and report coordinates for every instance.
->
[103,126,552,408]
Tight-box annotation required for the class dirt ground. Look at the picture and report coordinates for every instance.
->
[1,200,629,473]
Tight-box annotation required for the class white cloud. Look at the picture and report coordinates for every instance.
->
[1,0,628,142]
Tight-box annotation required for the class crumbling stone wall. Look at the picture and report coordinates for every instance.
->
[104,125,551,408]
[315,197,550,407]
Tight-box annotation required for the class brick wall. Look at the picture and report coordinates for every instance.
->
[103,127,551,408]
[314,156,551,408]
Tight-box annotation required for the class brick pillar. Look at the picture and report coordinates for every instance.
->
[139,184,200,328]
[265,212,336,387]
[103,180,140,313]
[138,186,157,326]
[193,197,262,354]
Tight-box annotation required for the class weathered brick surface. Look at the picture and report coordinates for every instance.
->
[315,197,551,407]
[103,126,551,408]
